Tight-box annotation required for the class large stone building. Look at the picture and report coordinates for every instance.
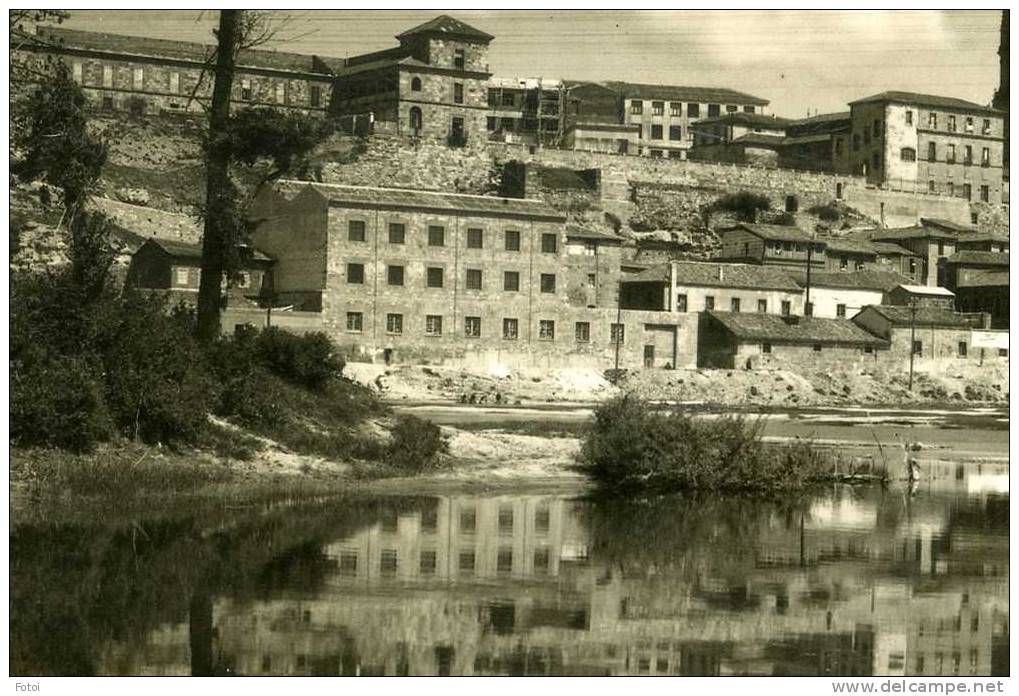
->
[846,91,1006,204]
[249,180,694,369]
[329,15,493,147]
[21,25,335,115]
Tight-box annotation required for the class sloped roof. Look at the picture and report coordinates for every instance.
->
[849,91,1001,116]
[144,238,272,262]
[275,181,566,222]
[604,81,769,106]
[920,217,977,233]
[895,284,956,297]
[707,311,886,347]
[332,54,428,78]
[732,132,786,147]
[791,269,910,292]
[944,251,1010,266]
[787,111,852,131]
[820,236,917,257]
[867,225,957,242]
[695,113,792,129]
[622,261,802,291]
[720,223,821,244]
[36,25,332,74]
[859,305,982,329]
[397,15,494,43]
[565,225,624,242]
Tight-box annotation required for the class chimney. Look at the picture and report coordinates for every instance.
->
[717,265,724,282]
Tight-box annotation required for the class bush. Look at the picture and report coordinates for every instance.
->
[807,203,841,222]
[703,191,772,223]
[254,327,344,390]
[578,396,830,493]
[11,354,111,452]
[386,415,448,472]
[98,292,219,443]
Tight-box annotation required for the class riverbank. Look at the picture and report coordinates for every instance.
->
[342,361,1009,407]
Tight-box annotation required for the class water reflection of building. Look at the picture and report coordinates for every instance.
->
[100,488,1008,677]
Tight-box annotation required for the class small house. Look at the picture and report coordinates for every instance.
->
[715,223,827,269]
[885,284,956,310]
[790,269,910,318]
[698,310,887,369]
[127,238,274,303]
[852,305,989,362]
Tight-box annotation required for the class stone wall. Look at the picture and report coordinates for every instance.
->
[318,136,498,194]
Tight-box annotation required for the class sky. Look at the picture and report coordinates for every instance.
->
[56,9,1005,117]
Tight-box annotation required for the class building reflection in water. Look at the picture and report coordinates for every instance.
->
[98,482,1009,677]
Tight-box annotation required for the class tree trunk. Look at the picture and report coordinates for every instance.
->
[196,9,240,343]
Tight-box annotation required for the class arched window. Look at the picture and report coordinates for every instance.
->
[901,147,917,162]
[409,107,422,132]
[410,76,422,92]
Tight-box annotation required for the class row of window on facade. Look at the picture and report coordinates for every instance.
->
[346,220,560,252]
[334,545,553,578]
[347,263,565,294]
[486,116,559,133]
[910,109,995,135]
[899,143,993,167]
[629,101,756,118]
[911,339,977,358]
[924,180,993,201]
[346,312,624,343]
[678,294,803,315]
[71,61,322,106]
[636,123,693,142]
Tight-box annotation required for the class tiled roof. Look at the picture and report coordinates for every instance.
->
[36,25,332,74]
[849,91,1001,115]
[732,132,786,147]
[720,223,821,244]
[276,181,566,222]
[867,225,957,241]
[565,225,624,242]
[604,81,770,106]
[791,269,910,292]
[787,111,852,128]
[622,261,802,291]
[860,305,982,329]
[920,217,976,233]
[820,236,916,257]
[707,311,886,346]
[944,251,1010,266]
[694,113,792,129]
[397,15,494,42]
[145,238,272,262]
[784,112,851,138]
[332,54,428,78]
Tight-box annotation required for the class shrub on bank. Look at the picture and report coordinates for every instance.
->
[578,396,830,492]
[386,415,448,472]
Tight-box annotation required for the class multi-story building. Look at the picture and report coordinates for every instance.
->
[611,82,771,159]
[329,15,493,147]
[250,180,695,369]
[846,91,1006,204]
[20,25,335,115]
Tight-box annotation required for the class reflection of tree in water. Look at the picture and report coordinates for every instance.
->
[584,493,816,583]
[9,495,437,676]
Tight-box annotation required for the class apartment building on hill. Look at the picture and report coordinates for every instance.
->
[20,25,335,115]
[847,91,1006,203]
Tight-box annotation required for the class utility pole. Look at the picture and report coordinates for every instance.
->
[614,277,623,371]
[908,297,917,390]
[804,232,814,316]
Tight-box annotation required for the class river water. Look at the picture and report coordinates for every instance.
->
[11,475,1008,676]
